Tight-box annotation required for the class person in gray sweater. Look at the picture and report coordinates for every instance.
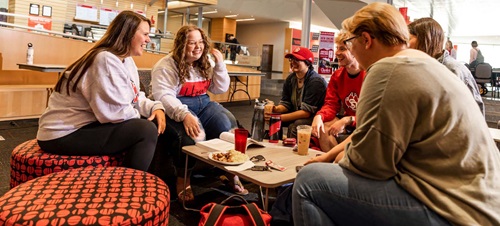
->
[37,11,166,171]
[408,17,485,116]
[293,3,500,226]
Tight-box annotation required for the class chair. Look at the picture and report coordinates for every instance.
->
[474,63,493,96]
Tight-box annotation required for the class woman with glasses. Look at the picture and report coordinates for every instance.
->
[292,2,500,226]
[311,31,365,153]
[408,17,484,116]
[265,47,327,139]
[151,25,245,202]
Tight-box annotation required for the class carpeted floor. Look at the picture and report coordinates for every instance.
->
[0,95,282,226]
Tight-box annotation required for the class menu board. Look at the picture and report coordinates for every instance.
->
[99,8,119,26]
[75,4,98,22]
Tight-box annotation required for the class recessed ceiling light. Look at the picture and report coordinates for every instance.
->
[236,18,255,22]
[225,14,238,18]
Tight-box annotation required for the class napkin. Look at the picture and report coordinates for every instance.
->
[224,161,255,171]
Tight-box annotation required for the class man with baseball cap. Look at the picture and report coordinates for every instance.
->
[265,46,327,139]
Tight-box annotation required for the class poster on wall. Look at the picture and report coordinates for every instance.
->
[135,10,146,18]
[28,16,52,30]
[318,31,335,75]
[99,8,119,26]
[75,4,98,22]
[310,32,320,72]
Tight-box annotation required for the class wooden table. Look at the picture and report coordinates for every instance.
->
[182,142,322,211]
[17,63,67,73]
[226,65,265,104]
[17,63,67,106]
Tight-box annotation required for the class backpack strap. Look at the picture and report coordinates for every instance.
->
[204,204,227,226]
[242,203,267,226]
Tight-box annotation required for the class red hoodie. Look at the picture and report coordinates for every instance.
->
[316,67,365,122]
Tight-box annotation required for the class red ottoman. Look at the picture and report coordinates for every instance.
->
[10,139,124,188]
[0,167,170,225]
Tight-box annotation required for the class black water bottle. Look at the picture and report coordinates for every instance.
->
[250,99,265,141]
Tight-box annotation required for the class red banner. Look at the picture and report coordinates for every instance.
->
[28,16,52,30]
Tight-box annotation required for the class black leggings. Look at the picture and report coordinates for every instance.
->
[38,119,158,171]
[157,119,196,175]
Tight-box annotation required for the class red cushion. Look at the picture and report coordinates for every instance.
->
[0,167,170,225]
[10,139,124,188]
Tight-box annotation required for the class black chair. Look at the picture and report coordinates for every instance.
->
[474,63,493,96]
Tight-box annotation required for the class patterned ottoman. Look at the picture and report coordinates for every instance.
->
[0,167,170,225]
[10,139,124,188]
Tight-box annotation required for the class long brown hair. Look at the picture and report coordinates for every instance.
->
[172,25,212,84]
[408,18,445,59]
[55,11,150,94]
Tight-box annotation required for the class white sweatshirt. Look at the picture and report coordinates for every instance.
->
[151,53,229,122]
[37,51,164,141]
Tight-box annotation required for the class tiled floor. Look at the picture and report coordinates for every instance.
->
[0,94,281,226]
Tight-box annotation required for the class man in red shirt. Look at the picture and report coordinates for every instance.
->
[311,31,365,152]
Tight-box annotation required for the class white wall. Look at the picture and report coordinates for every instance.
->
[452,36,500,68]
[236,22,289,72]
[0,0,7,8]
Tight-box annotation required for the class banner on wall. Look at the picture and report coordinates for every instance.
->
[28,16,52,30]
[99,8,119,26]
[318,31,335,75]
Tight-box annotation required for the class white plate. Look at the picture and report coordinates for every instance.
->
[208,151,249,166]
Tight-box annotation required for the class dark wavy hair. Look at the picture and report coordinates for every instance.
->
[55,11,150,94]
[408,17,445,59]
[172,25,213,84]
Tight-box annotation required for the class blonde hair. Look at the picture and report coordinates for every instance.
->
[342,2,408,47]
[334,30,350,45]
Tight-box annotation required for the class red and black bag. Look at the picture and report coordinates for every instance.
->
[199,195,272,226]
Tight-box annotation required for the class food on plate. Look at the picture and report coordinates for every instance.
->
[211,150,248,163]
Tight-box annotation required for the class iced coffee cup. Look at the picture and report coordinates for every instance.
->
[297,125,312,155]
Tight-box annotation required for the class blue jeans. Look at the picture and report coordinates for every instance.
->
[178,94,236,140]
[292,163,451,226]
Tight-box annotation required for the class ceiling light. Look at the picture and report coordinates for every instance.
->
[195,10,218,15]
[225,14,238,18]
[236,18,255,22]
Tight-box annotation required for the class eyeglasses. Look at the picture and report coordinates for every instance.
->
[250,155,266,162]
[343,36,359,45]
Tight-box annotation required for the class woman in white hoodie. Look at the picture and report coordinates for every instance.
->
[152,25,245,202]
[37,11,166,171]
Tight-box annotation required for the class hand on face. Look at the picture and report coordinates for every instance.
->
[185,30,205,64]
[210,49,223,63]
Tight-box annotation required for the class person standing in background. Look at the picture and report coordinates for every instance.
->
[408,18,485,116]
[445,40,457,59]
[37,11,166,172]
[227,34,240,63]
[470,40,479,64]
[292,3,500,225]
